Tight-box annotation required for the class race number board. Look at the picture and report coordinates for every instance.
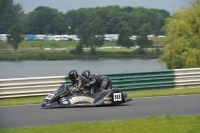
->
[113,93,122,101]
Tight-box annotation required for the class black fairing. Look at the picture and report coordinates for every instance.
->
[41,84,132,108]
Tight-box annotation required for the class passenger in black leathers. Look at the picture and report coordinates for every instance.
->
[82,70,112,94]
[68,70,91,93]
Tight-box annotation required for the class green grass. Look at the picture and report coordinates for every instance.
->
[0,96,44,106]
[0,87,200,106]
[0,87,200,132]
[20,40,79,49]
[127,87,200,98]
[0,115,200,133]
[0,40,163,61]
[0,38,164,51]
[0,40,105,50]
[0,49,160,61]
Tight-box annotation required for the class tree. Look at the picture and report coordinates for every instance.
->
[65,8,94,35]
[7,23,23,51]
[136,23,153,53]
[77,17,105,53]
[0,0,23,33]
[22,6,67,34]
[18,5,169,35]
[159,0,200,69]
[90,17,105,47]
[117,27,134,48]
[68,6,169,35]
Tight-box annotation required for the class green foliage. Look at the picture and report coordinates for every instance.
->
[22,6,67,34]
[0,3,170,35]
[7,23,23,50]
[75,44,83,53]
[159,0,200,69]
[117,27,134,48]
[69,49,77,55]
[18,40,79,49]
[138,23,153,51]
[0,50,160,61]
[0,1,171,38]
[136,38,153,53]
[77,17,105,53]
[0,39,165,61]
[0,0,23,33]
[0,42,12,49]
[125,7,169,35]
[90,47,96,55]
[65,8,95,34]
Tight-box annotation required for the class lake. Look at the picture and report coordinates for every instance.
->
[0,59,166,79]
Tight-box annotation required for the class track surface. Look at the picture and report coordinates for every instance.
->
[0,95,200,129]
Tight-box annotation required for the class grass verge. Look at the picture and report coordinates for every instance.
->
[127,87,200,98]
[0,40,161,61]
[0,87,200,106]
[0,115,200,133]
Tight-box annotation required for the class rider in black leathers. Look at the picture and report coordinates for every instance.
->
[68,70,91,93]
[82,70,112,94]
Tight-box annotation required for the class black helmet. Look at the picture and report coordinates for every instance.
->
[68,70,78,81]
[82,70,90,78]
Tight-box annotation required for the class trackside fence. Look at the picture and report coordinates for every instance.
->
[0,68,200,99]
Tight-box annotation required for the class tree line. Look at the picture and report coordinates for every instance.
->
[1,0,200,69]
[0,0,170,35]
[0,0,169,52]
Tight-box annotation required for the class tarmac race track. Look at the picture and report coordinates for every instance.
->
[0,95,200,129]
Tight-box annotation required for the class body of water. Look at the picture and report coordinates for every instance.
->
[0,59,166,79]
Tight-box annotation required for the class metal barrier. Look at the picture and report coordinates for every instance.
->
[0,68,200,99]
[105,68,200,90]
[0,76,67,98]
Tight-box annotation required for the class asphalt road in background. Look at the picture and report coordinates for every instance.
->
[0,95,200,129]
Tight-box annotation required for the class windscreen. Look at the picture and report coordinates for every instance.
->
[59,83,66,90]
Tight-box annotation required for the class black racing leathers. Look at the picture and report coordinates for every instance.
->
[88,74,112,92]
[71,75,90,91]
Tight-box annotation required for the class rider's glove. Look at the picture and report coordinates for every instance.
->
[72,87,79,92]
